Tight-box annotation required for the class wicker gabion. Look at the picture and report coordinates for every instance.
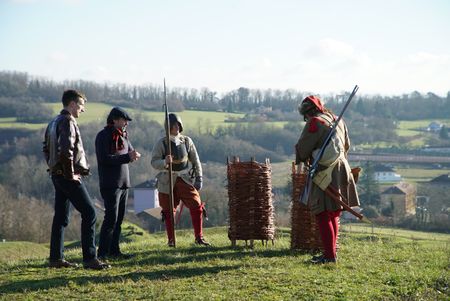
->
[290,162,322,251]
[227,157,275,246]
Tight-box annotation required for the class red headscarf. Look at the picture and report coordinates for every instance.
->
[302,95,325,113]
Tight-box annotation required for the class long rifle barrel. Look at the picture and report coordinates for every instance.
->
[163,79,176,247]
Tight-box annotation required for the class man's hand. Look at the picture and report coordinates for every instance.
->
[71,174,81,183]
[129,150,141,162]
[164,155,173,165]
[194,176,203,191]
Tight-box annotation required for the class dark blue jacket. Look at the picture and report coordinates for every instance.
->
[95,126,134,189]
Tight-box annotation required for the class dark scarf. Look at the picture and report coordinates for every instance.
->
[106,124,127,152]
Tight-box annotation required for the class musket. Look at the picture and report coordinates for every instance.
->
[299,85,359,207]
[163,79,176,247]
[324,185,371,223]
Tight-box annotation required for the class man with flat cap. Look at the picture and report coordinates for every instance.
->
[95,107,141,259]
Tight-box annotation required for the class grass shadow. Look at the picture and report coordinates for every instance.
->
[0,264,240,295]
[120,244,304,268]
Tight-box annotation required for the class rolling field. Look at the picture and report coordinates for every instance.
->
[396,119,450,147]
[396,167,450,182]
[3,103,448,138]
[397,119,450,135]
[0,102,247,130]
[0,102,286,130]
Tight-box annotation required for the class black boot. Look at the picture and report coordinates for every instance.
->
[195,237,211,246]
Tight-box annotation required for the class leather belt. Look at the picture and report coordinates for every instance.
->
[51,170,63,176]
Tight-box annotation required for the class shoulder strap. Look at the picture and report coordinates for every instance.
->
[319,113,346,147]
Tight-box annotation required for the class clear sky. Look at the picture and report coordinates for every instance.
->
[1,0,449,96]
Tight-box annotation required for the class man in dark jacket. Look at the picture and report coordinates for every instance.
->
[43,89,110,270]
[96,107,141,259]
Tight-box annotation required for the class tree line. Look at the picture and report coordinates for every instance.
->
[1,70,450,119]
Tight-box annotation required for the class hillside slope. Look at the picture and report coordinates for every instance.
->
[0,226,448,300]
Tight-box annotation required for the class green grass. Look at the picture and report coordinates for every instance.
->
[341,223,450,242]
[47,103,248,130]
[0,102,288,132]
[0,241,48,263]
[0,226,448,300]
[0,117,47,130]
[396,167,450,183]
[396,119,450,147]
[397,119,450,133]
[0,103,247,130]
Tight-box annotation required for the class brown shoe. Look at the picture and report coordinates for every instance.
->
[83,258,111,270]
[168,240,175,247]
[195,237,211,246]
[49,259,79,268]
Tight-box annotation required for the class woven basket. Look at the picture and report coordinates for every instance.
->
[290,162,322,251]
[227,157,275,246]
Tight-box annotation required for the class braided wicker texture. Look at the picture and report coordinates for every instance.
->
[290,162,322,251]
[227,158,275,244]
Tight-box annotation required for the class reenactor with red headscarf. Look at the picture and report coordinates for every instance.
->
[295,95,360,264]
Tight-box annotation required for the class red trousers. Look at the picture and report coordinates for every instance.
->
[158,178,204,242]
[316,210,341,259]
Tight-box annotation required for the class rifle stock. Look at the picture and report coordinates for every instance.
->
[163,79,176,247]
[325,185,371,223]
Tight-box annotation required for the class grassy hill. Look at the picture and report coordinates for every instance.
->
[0,102,248,130]
[397,119,450,147]
[0,226,448,300]
[0,241,48,263]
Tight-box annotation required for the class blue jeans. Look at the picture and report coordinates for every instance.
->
[98,188,128,256]
[50,176,97,262]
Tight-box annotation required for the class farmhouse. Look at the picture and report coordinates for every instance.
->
[427,121,443,132]
[373,164,402,182]
[380,182,416,223]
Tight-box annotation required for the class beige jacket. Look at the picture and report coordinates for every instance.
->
[295,112,360,214]
[151,134,202,194]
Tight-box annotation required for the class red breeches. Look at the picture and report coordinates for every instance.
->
[316,210,341,259]
[159,178,204,241]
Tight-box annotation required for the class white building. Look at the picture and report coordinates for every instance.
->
[373,164,402,182]
[133,179,159,214]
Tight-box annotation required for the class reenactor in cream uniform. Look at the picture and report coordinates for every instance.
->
[151,113,210,246]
